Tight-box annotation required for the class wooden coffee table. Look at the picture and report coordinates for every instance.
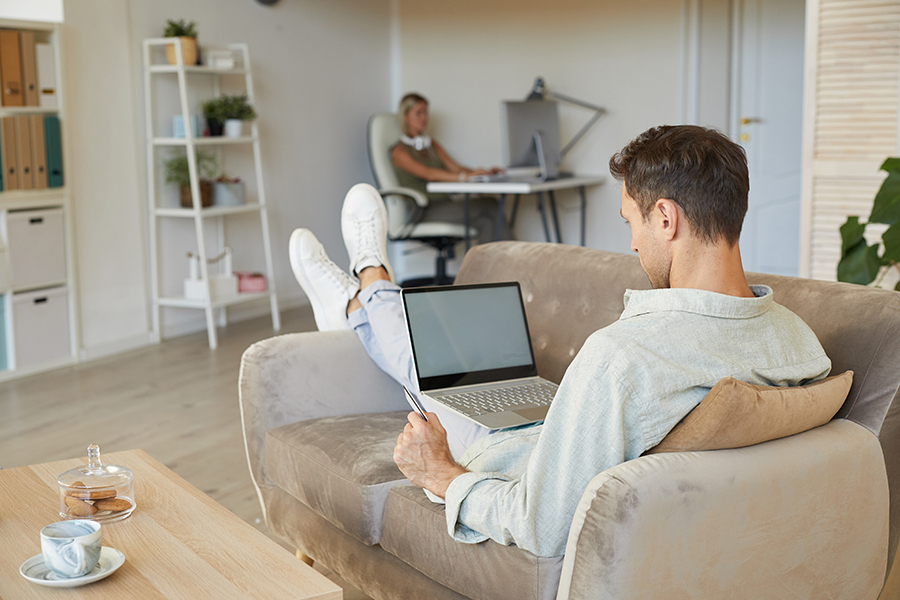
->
[0,449,342,599]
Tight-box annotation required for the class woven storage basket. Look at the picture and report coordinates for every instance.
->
[166,37,198,66]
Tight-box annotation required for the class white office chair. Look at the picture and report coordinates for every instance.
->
[367,113,476,287]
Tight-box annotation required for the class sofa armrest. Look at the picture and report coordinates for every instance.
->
[239,330,407,497]
[557,419,889,600]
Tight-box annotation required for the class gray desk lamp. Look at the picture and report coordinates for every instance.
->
[526,77,606,157]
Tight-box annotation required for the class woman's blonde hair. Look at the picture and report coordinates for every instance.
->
[397,93,428,135]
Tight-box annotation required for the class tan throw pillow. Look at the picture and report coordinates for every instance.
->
[646,370,853,454]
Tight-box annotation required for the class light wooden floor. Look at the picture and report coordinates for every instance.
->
[0,307,370,600]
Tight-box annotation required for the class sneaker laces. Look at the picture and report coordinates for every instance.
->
[353,214,382,267]
[312,247,356,294]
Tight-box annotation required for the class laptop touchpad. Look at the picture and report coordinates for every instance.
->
[513,406,550,422]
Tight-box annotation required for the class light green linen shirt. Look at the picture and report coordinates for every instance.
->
[439,285,832,558]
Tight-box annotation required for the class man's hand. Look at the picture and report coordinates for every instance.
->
[393,412,468,499]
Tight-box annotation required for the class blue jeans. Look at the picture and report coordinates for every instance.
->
[348,280,492,460]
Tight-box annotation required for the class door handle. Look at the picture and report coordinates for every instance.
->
[741,117,761,125]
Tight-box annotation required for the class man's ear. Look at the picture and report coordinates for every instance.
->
[655,198,680,241]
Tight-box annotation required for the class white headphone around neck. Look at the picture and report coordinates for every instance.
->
[400,134,432,151]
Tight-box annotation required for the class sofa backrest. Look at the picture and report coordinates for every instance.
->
[456,241,900,581]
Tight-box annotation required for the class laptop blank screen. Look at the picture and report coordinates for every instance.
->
[402,283,538,391]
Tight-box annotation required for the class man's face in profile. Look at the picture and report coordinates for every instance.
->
[621,184,671,289]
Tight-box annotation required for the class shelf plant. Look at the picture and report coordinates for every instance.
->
[163,19,199,65]
[837,157,900,290]
[164,151,218,208]
[201,95,257,136]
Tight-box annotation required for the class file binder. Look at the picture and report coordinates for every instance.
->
[15,115,33,190]
[20,31,38,106]
[30,114,47,189]
[44,115,63,188]
[1,117,19,190]
[0,30,23,106]
[35,43,56,109]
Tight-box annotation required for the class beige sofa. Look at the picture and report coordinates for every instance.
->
[240,241,900,600]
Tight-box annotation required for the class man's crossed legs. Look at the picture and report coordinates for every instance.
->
[289,183,493,463]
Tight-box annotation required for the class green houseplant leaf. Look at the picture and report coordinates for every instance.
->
[163,19,197,38]
[839,216,866,254]
[837,240,882,285]
[163,151,218,186]
[881,221,900,264]
[868,170,900,225]
[201,95,257,124]
[837,157,900,287]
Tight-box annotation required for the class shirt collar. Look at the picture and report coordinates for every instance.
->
[620,285,773,321]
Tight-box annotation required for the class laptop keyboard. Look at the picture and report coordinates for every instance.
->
[437,381,558,417]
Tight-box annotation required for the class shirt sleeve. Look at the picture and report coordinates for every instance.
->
[442,352,649,557]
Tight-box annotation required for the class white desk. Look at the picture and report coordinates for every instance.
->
[427,175,605,248]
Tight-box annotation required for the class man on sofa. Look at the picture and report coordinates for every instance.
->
[289,125,831,558]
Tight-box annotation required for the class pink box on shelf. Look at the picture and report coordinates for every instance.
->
[236,271,267,293]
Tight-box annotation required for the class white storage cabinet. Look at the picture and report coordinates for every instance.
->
[7,207,66,290]
[12,286,70,369]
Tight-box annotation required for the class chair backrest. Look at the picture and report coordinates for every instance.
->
[367,113,415,238]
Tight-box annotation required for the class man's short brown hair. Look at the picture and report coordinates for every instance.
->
[609,125,749,246]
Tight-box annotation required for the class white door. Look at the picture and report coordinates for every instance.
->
[734,0,806,276]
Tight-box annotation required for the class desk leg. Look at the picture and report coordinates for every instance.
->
[548,190,562,244]
[579,186,587,246]
[464,192,471,250]
[510,196,520,231]
[495,193,506,241]
[536,192,552,243]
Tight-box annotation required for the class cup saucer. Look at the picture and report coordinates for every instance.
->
[20,546,125,587]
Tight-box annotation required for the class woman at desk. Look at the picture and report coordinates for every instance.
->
[391,92,508,243]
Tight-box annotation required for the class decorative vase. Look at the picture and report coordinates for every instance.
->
[166,37,198,66]
[207,118,223,137]
[214,181,246,206]
[172,115,202,138]
[224,119,244,138]
[180,181,213,208]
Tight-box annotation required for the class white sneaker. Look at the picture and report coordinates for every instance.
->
[289,228,359,331]
[341,183,395,282]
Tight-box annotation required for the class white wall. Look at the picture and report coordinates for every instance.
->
[60,0,393,352]
[395,0,733,255]
[62,0,149,357]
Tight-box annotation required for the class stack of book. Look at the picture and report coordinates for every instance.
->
[0,28,56,108]
[0,115,63,191]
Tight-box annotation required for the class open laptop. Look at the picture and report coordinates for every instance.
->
[469,133,558,184]
[401,282,559,429]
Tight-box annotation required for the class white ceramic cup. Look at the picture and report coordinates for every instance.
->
[40,520,102,578]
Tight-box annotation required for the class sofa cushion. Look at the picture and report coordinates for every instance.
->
[380,485,564,600]
[266,411,410,545]
[646,371,853,454]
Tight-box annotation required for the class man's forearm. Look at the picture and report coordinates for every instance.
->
[423,463,469,499]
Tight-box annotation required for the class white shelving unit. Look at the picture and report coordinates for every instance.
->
[0,19,79,382]
[142,39,279,349]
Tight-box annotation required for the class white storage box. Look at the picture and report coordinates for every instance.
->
[13,286,70,369]
[184,274,239,302]
[7,208,67,290]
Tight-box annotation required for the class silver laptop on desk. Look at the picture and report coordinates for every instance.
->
[470,133,558,184]
[401,282,558,429]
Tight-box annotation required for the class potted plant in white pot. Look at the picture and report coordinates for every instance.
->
[164,19,199,66]
[164,151,218,208]
[202,94,257,138]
